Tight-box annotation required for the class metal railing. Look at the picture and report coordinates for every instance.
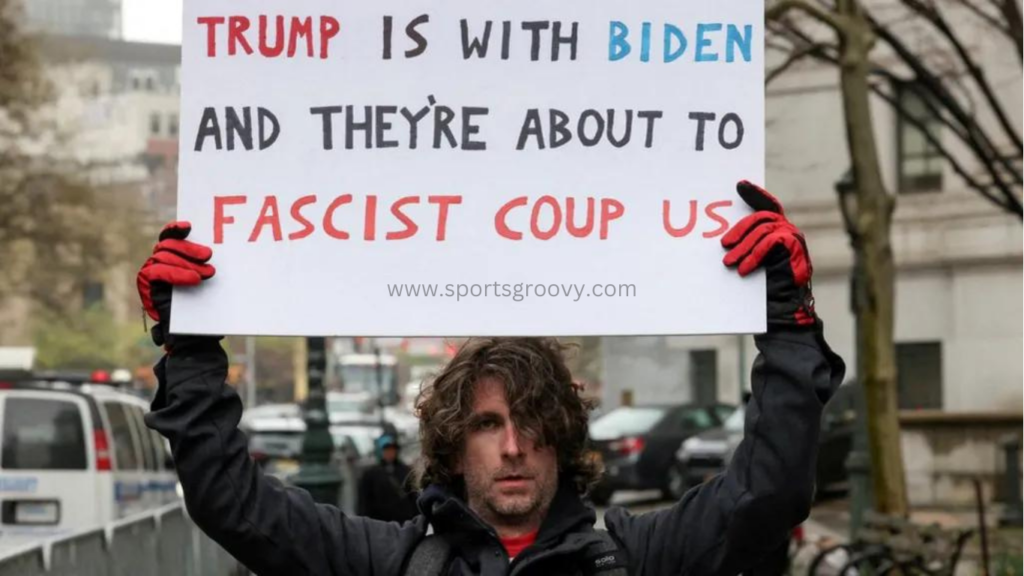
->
[0,502,242,576]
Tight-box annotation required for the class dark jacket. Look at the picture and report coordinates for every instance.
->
[358,460,419,523]
[144,326,844,576]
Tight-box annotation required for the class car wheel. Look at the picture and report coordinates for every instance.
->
[589,485,613,506]
[663,464,688,501]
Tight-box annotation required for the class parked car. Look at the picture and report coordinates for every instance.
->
[587,403,735,505]
[674,382,859,496]
[0,375,178,550]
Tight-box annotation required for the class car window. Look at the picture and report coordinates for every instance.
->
[104,402,142,470]
[724,407,746,431]
[2,397,87,470]
[126,405,156,471]
[678,408,716,431]
[711,405,736,423]
[589,407,667,440]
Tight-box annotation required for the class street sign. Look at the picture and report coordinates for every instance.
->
[174,0,766,336]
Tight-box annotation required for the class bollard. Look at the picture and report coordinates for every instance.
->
[998,434,1023,527]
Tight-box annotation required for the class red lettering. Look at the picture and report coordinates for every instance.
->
[565,197,595,238]
[323,194,352,239]
[428,196,462,241]
[600,198,624,240]
[387,197,420,240]
[702,200,733,238]
[663,199,698,238]
[213,195,247,244]
[530,196,562,241]
[228,16,254,56]
[364,195,378,241]
[197,16,225,57]
[259,15,285,57]
[248,196,282,242]
[319,16,340,59]
[288,17,314,57]
[495,196,528,240]
[288,195,317,240]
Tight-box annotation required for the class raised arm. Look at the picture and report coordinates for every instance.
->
[603,182,846,576]
[138,223,424,576]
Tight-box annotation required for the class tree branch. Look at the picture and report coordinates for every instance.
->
[766,0,844,31]
[766,42,836,85]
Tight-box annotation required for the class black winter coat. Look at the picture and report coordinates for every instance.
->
[144,326,844,576]
[357,460,419,523]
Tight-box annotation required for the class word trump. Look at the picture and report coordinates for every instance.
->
[197,15,340,58]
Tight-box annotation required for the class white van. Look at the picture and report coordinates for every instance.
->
[0,378,178,547]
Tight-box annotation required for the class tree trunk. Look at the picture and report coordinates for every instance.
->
[836,0,909,516]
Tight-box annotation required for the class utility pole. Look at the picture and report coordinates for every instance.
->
[291,337,342,505]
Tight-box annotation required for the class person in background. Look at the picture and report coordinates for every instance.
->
[358,433,419,523]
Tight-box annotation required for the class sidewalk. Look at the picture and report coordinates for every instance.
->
[801,497,1023,576]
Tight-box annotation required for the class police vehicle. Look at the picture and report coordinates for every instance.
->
[0,370,178,547]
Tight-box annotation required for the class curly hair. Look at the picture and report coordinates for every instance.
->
[413,337,601,495]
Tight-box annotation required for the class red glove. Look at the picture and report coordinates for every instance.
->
[136,221,215,346]
[722,181,816,328]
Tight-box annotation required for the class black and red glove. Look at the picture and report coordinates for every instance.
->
[722,181,817,328]
[136,221,216,347]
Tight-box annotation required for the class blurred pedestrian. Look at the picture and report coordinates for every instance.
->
[357,434,418,523]
[138,181,845,575]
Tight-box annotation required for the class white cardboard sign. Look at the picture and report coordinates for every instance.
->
[174,0,766,337]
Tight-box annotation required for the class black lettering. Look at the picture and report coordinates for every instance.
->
[461,107,488,150]
[516,109,544,150]
[461,20,491,59]
[607,109,632,148]
[376,105,398,148]
[577,109,604,147]
[638,110,663,148]
[383,16,393,60]
[550,109,571,148]
[257,107,280,149]
[194,107,222,151]
[433,105,457,148]
[501,21,512,60]
[406,14,429,58]
[310,106,342,150]
[719,112,744,150]
[521,21,550,61]
[401,105,430,149]
[688,111,716,151]
[345,105,373,149]
[225,106,253,151]
[551,21,578,61]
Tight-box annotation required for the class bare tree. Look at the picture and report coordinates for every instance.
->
[766,0,1022,516]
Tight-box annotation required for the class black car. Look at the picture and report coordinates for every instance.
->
[674,382,859,496]
[587,403,734,505]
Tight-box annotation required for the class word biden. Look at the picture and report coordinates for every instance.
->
[609,21,753,63]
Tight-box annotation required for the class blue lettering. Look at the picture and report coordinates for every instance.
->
[663,24,687,62]
[609,21,630,61]
[726,24,752,62]
[695,23,722,62]
[640,22,651,62]
[0,476,38,493]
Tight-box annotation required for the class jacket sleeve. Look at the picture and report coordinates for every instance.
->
[143,337,425,576]
[604,324,845,576]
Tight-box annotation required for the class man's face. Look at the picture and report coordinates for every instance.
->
[458,378,558,528]
[382,445,398,463]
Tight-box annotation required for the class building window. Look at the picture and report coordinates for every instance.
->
[168,113,179,137]
[897,83,943,193]
[82,281,105,309]
[150,112,161,136]
[689,350,718,406]
[896,341,943,410]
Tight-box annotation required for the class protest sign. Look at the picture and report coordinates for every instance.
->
[173,0,766,336]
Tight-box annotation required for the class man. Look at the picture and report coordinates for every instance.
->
[357,433,419,523]
[138,181,844,576]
